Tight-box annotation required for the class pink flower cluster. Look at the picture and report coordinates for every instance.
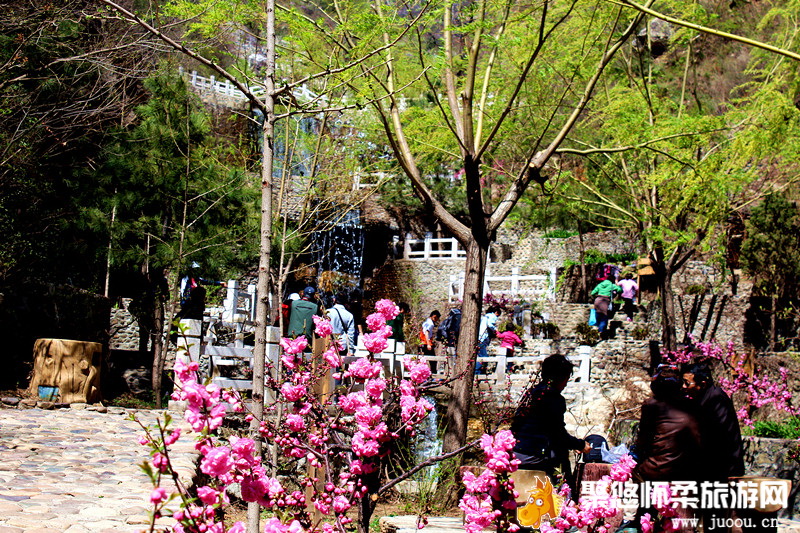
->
[172,358,244,432]
[544,454,637,533]
[459,430,520,533]
[140,299,444,533]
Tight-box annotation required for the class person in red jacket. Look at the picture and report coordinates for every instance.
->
[496,323,524,373]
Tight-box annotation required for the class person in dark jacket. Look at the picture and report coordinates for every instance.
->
[632,365,703,533]
[682,362,745,480]
[511,354,591,478]
[634,365,702,482]
[683,361,744,533]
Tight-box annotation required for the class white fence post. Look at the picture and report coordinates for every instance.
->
[404,233,413,259]
[511,267,520,296]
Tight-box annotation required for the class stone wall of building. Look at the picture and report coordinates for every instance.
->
[366,259,465,329]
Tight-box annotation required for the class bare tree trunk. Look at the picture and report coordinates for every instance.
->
[442,238,487,452]
[247,0,276,528]
[769,296,777,351]
[577,222,587,302]
[658,267,677,353]
[154,274,181,409]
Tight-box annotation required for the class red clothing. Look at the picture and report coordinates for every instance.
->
[496,330,523,352]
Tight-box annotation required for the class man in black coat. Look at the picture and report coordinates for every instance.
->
[682,362,745,480]
[683,361,745,532]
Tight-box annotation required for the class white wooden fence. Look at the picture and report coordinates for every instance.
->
[207,327,281,399]
[417,346,592,390]
[404,235,466,260]
[449,266,558,302]
[180,68,326,105]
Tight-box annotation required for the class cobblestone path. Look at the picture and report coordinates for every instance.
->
[0,407,197,533]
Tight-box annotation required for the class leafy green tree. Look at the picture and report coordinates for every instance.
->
[741,194,800,350]
[0,0,155,288]
[98,67,258,406]
[555,1,800,351]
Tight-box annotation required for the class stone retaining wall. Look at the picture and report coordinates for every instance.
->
[743,436,800,518]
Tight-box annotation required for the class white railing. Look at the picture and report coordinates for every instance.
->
[449,266,557,302]
[180,68,327,105]
[206,327,281,400]
[409,347,592,401]
[353,171,392,190]
[403,234,466,260]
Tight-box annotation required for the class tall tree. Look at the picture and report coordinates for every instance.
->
[741,194,800,350]
[280,0,658,458]
[0,0,156,288]
[556,1,800,350]
[98,68,258,406]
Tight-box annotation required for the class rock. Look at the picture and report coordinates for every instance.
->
[36,401,55,410]
[70,402,87,410]
[122,367,151,395]
[20,398,37,408]
[1,396,20,406]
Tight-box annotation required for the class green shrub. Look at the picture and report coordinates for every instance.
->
[575,322,600,345]
[532,321,560,340]
[543,229,578,239]
[746,417,800,439]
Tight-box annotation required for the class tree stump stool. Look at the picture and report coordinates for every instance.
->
[28,338,103,404]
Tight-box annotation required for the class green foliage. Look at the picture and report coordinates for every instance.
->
[745,417,800,439]
[97,67,259,278]
[543,229,578,239]
[531,321,560,340]
[741,194,800,299]
[684,284,708,295]
[0,0,151,287]
[564,250,637,268]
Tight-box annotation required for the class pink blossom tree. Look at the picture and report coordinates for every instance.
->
[137,299,493,533]
[663,340,798,426]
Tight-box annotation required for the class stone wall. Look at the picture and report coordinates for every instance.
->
[517,231,638,271]
[743,436,800,518]
[109,298,142,351]
[366,259,465,330]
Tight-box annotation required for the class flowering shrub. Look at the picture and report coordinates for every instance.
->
[459,430,520,533]
[664,340,798,426]
[137,298,448,533]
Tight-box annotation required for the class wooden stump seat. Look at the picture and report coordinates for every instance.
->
[28,338,103,404]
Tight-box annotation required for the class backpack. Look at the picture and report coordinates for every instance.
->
[584,434,608,463]
[437,309,461,341]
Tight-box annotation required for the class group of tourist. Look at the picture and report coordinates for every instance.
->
[281,286,415,358]
[511,354,743,532]
[591,271,640,339]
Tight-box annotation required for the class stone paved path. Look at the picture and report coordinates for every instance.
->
[0,407,197,533]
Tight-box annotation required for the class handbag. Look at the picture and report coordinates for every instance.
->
[588,308,597,326]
